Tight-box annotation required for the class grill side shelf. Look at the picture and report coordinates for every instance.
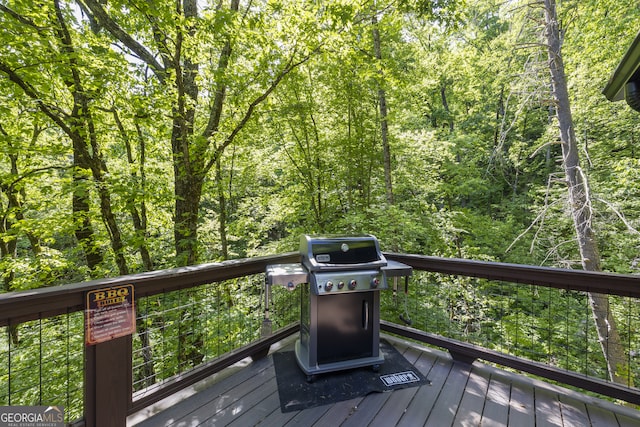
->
[266,263,309,290]
[382,260,413,277]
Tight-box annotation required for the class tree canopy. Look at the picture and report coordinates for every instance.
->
[1,0,638,283]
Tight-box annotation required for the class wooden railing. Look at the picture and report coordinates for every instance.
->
[384,253,640,405]
[0,253,299,427]
[1,252,639,427]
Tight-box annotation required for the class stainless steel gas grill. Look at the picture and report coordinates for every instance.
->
[266,234,412,380]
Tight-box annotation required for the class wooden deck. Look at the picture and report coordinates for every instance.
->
[128,334,640,427]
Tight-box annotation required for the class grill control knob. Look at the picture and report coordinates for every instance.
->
[371,277,380,288]
[325,281,333,291]
[348,279,357,290]
[338,281,345,289]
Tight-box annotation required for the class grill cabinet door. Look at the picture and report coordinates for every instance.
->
[316,292,374,364]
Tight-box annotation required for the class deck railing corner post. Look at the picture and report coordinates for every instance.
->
[84,335,132,427]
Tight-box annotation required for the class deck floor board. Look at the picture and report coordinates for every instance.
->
[453,366,490,427]
[481,373,512,427]
[396,356,454,427]
[507,381,536,427]
[534,388,564,427]
[368,385,420,427]
[424,361,472,426]
[129,334,640,427]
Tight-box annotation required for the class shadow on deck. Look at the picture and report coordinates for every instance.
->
[128,334,640,427]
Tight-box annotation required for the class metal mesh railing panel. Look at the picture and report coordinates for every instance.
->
[0,313,84,423]
[131,274,300,393]
[380,271,639,390]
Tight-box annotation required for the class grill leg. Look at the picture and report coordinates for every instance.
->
[261,282,272,337]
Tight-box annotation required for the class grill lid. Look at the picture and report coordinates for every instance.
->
[300,234,387,272]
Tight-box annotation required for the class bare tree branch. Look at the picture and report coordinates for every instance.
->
[79,0,167,82]
[0,4,45,31]
[203,47,317,175]
[0,61,72,135]
[595,197,640,235]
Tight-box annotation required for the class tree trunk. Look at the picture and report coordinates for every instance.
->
[171,0,202,267]
[542,0,630,386]
[0,148,21,345]
[71,136,104,272]
[113,110,156,387]
[215,157,229,260]
[114,110,154,271]
[439,78,455,134]
[371,7,394,205]
[173,160,204,266]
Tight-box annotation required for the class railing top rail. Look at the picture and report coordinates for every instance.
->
[0,252,299,327]
[3,251,640,326]
[386,253,640,298]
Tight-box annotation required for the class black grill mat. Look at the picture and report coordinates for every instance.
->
[272,339,430,413]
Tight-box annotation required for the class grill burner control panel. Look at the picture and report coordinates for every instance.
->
[310,270,385,294]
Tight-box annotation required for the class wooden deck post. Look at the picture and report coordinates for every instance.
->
[85,335,132,427]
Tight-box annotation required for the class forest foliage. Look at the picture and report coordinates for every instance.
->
[2,0,640,416]
[1,0,638,285]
